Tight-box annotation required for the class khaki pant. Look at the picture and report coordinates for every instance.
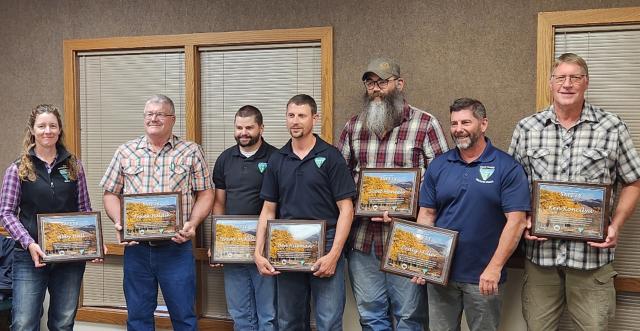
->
[521,259,617,331]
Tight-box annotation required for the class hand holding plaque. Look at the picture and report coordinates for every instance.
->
[381,218,457,285]
[211,216,259,264]
[120,192,183,242]
[37,212,104,263]
[266,220,325,272]
[356,168,420,219]
[531,181,611,242]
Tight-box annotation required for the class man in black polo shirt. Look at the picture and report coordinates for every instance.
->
[211,105,278,331]
[254,94,356,331]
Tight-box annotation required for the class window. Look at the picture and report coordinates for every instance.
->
[64,27,333,328]
[537,7,640,329]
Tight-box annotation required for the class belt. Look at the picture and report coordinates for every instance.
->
[140,240,174,247]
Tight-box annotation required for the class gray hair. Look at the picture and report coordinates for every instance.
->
[145,94,175,114]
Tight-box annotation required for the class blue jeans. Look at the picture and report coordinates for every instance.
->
[347,248,427,331]
[427,282,503,331]
[276,254,346,331]
[124,241,196,331]
[224,264,277,331]
[11,248,85,331]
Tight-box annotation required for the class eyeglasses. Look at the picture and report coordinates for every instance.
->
[143,112,175,119]
[551,74,586,85]
[363,78,397,90]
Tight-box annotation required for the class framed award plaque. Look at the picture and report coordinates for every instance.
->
[211,216,259,264]
[37,211,104,263]
[266,220,325,272]
[355,168,421,219]
[120,192,183,242]
[531,181,611,242]
[381,218,457,285]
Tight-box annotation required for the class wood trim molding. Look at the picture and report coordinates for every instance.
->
[76,307,233,330]
[185,44,201,143]
[64,26,333,327]
[104,244,209,262]
[536,7,640,110]
[63,26,334,155]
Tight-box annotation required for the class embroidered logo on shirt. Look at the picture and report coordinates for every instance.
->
[476,166,495,184]
[59,167,71,182]
[258,162,268,173]
[314,157,326,168]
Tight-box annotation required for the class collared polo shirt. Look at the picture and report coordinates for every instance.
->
[260,135,356,241]
[213,139,278,215]
[420,138,530,284]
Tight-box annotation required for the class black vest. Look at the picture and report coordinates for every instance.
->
[18,148,79,244]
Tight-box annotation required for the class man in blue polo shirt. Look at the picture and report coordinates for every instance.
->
[254,94,356,331]
[211,105,278,331]
[413,98,530,331]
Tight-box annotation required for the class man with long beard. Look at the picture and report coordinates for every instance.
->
[336,58,448,330]
[413,98,529,331]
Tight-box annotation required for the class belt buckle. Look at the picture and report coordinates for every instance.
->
[147,241,158,247]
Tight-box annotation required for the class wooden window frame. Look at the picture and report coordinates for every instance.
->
[63,26,333,329]
[536,7,640,293]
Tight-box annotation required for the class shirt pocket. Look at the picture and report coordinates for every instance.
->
[581,149,610,183]
[122,163,144,194]
[526,148,550,180]
[170,164,191,192]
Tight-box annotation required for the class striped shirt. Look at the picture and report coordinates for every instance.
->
[509,102,640,269]
[336,102,449,257]
[0,159,91,249]
[100,135,212,222]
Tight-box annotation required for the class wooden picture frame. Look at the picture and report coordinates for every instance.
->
[531,181,611,242]
[381,218,457,285]
[355,168,421,219]
[266,219,325,272]
[120,192,183,242]
[37,211,104,263]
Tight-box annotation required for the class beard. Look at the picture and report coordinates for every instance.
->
[452,131,480,150]
[235,133,260,147]
[361,89,405,137]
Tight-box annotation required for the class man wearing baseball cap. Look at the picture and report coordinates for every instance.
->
[336,58,449,330]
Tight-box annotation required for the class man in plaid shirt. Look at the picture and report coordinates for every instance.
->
[509,53,640,330]
[101,95,214,331]
[336,58,448,330]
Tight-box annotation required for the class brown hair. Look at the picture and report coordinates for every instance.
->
[551,53,589,78]
[18,104,78,182]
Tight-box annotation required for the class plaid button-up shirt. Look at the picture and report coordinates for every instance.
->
[336,102,448,257]
[0,159,91,249]
[100,135,212,222]
[509,102,640,270]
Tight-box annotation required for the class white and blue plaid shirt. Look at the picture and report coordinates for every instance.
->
[509,102,640,270]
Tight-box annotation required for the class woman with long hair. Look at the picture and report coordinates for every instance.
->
[0,104,92,331]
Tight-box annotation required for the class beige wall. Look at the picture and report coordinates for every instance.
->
[2,0,639,167]
[1,1,639,330]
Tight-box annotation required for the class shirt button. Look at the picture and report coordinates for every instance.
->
[464,173,468,177]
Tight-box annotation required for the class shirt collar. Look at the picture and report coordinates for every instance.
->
[280,134,329,159]
[401,100,412,123]
[447,137,496,164]
[28,145,71,167]
[545,101,599,126]
[231,138,270,159]
[138,135,178,151]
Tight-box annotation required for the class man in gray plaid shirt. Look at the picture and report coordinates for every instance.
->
[509,53,640,330]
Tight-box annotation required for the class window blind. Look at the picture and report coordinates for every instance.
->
[199,44,322,318]
[554,26,640,330]
[79,50,186,308]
